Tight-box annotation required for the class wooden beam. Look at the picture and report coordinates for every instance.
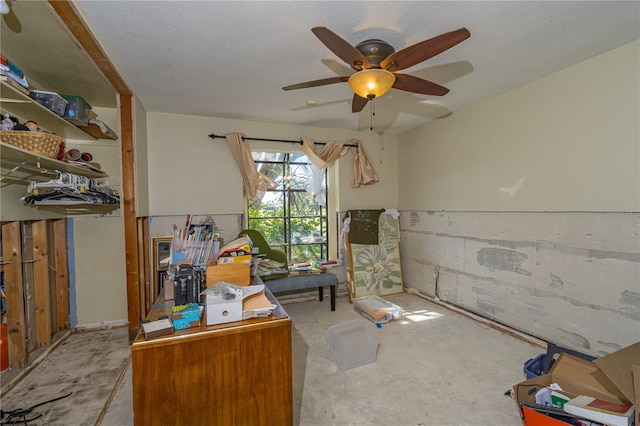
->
[120,93,140,340]
[2,222,27,368]
[52,219,70,330]
[32,220,51,347]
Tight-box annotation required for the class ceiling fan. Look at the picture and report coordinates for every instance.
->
[283,26,470,113]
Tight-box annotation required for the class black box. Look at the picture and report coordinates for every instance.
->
[173,264,202,304]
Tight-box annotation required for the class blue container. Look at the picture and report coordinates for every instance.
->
[523,353,546,379]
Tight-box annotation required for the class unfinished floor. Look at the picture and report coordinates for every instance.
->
[1,291,543,425]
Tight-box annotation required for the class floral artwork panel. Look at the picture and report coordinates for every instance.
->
[350,213,403,297]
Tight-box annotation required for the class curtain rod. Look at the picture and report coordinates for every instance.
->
[208,133,359,148]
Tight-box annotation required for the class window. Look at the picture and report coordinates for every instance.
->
[248,151,328,263]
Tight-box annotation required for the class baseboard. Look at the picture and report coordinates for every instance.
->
[73,319,128,332]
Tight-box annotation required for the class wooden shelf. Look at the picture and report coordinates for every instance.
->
[0,80,116,141]
[1,142,109,180]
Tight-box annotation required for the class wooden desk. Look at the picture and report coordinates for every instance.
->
[131,278,293,425]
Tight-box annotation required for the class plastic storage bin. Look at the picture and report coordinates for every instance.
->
[352,295,402,325]
[30,90,68,116]
[523,353,546,379]
[326,319,379,371]
[61,94,91,126]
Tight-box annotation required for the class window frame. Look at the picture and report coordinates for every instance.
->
[248,151,329,263]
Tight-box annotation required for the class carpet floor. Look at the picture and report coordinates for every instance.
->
[1,291,543,425]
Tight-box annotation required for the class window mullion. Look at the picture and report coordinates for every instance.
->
[249,150,328,264]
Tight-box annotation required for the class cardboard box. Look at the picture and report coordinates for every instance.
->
[206,262,250,286]
[204,284,264,325]
[594,342,640,425]
[206,296,243,325]
[513,342,639,425]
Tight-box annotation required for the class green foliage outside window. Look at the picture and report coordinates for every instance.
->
[248,152,328,263]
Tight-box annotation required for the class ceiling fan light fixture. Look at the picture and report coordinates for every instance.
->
[348,69,395,99]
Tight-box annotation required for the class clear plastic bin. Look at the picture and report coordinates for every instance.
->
[352,295,402,325]
[326,319,379,371]
[60,94,92,126]
[30,90,68,116]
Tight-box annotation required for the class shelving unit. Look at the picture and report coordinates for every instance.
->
[0,80,117,141]
[1,143,108,180]
[0,1,127,375]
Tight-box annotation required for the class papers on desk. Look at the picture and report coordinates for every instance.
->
[204,283,275,325]
[243,292,276,320]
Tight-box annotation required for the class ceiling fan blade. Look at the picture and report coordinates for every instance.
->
[312,27,370,70]
[380,28,470,71]
[282,76,349,91]
[352,94,369,113]
[392,73,449,96]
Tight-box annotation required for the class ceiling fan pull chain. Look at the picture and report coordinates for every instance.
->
[370,99,376,131]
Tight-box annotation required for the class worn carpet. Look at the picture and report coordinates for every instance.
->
[0,327,130,426]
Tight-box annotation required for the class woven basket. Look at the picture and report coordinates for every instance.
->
[0,130,63,158]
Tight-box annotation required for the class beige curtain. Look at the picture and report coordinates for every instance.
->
[345,139,379,187]
[299,136,344,168]
[299,136,378,187]
[225,132,277,200]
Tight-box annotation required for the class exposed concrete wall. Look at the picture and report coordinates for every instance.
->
[399,210,640,356]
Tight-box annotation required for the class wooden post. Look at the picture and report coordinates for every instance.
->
[2,221,27,368]
[32,220,51,347]
[120,93,140,340]
[52,219,70,330]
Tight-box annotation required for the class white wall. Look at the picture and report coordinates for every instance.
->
[145,113,398,215]
[397,40,640,356]
[398,40,639,212]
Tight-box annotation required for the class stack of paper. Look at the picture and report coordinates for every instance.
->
[242,292,276,320]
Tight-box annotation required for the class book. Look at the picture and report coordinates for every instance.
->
[551,390,572,408]
[1,74,30,96]
[563,395,633,426]
[219,235,252,257]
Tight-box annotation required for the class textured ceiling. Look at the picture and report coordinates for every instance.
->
[69,1,639,134]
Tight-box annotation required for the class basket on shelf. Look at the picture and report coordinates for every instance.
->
[0,130,63,158]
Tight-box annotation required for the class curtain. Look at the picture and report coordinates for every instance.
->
[225,132,277,200]
[299,136,344,168]
[298,136,379,203]
[345,139,379,187]
[299,136,344,204]
[224,132,379,200]
[300,136,378,189]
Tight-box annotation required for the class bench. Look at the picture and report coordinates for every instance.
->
[237,229,337,311]
[263,272,337,311]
